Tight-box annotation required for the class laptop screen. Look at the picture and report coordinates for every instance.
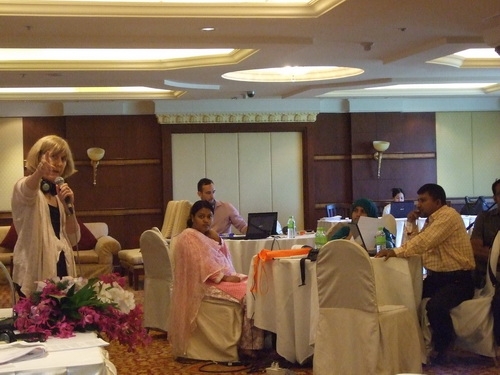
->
[246,212,278,239]
[390,201,415,218]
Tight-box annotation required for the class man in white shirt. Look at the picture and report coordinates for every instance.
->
[197,178,248,235]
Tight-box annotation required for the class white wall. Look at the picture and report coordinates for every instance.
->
[0,118,24,211]
[437,112,500,197]
[171,132,304,232]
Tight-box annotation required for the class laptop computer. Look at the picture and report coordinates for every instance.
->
[390,201,415,218]
[245,212,278,239]
[347,216,382,256]
[222,212,278,240]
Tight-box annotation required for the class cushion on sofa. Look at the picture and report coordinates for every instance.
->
[0,219,97,250]
[0,225,17,250]
[77,219,98,250]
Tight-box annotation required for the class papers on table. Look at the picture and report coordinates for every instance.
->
[45,336,109,352]
[0,332,108,366]
[0,342,47,364]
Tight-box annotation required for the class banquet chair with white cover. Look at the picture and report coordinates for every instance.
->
[420,230,500,362]
[140,227,172,332]
[169,234,242,362]
[183,298,243,362]
[381,213,397,238]
[313,240,422,375]
[160,200,192,239]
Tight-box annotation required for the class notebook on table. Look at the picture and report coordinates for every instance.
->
[222,212,278,240]
[390,201,415,218]
[347,216,382,256]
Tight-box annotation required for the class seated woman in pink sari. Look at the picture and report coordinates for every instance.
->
[169,200,263,359]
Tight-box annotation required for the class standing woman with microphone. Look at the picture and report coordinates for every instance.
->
[11,135,80,297]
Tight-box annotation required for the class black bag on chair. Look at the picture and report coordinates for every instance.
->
[460,196,488,215]
[299,246,318,286]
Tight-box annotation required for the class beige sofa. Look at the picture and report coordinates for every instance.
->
[0,222,121,282]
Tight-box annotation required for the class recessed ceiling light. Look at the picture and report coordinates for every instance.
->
[366,83,497,90]
[0,48,234,61]
[0,86,171,94]
[0,86,185,100]
[3,0,346,18]
[201,27,215,31]
[428,48,500,68]
[454,48,499,59]
[222,66,364,82]
[319,82,500,97]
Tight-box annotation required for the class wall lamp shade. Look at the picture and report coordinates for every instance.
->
[87,147,105,186]
[373,141,390,178]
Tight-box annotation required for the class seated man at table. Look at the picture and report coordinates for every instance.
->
[326,198,394,248]
[376,183,476,364]
[197,178,248,235]
[470,178,500,344]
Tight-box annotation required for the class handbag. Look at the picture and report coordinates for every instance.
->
[299,246,318,286]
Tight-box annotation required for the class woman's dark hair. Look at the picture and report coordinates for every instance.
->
[391,187,404,197]
[187,200,214,228]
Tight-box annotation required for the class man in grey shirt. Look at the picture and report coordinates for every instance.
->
[470,178,500,345]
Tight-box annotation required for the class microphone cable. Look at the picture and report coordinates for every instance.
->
[64,199,82,277]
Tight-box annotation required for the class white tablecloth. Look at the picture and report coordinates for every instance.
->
[246,255,423,364]
[320,215,475,248]
[226,234,316,274]
[0,332,116,375]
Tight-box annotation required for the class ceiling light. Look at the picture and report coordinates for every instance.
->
[366,83,496,90]
[222,66,364,83]
[453,48,500,59]
[0,48,256,72]
[319,82,500,97]
[0,48,234,61]
[0,86,184,100]
[2,0,347,18]
[428,47,500,68]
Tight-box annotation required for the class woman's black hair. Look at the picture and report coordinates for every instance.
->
[391,187,404,198]
[187,200,214,228]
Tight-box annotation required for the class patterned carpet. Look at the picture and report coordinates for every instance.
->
[1,281,498,374]
[105,286,500,375]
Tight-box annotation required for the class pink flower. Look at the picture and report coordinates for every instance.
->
[14,275,150,351]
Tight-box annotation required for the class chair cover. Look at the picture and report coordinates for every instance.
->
[171,200,192,238]
[381,214,397,238]
[140,227,172,332]
[160,200,178,239]
[160,200,192,239]
[420,231,500,359]
[313,240,422,375]
[184,298,242,362]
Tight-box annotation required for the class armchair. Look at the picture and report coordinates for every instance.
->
[0,222,121,283]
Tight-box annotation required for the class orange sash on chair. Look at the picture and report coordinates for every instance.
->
[250,248,310,293]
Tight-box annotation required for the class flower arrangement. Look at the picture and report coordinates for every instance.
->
[14,273,151,351]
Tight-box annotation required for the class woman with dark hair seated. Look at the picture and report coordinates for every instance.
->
[169,200,263,359]
[327,198,395,248]
[382,187,405,216]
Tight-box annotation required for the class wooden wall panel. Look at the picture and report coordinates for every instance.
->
[13,112,438,246]
[350,112,436,209]
[22,115,163,250]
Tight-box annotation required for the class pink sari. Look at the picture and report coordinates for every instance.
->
[169,228,247,357]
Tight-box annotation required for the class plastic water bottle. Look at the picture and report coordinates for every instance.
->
[375,227,386,253]
[287,216,296,239]
[314,227,328,250]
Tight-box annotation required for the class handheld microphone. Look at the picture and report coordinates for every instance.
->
[54,177,74,215]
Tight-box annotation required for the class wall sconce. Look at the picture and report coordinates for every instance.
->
[87,147,105,186]
[373,141,390,178]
